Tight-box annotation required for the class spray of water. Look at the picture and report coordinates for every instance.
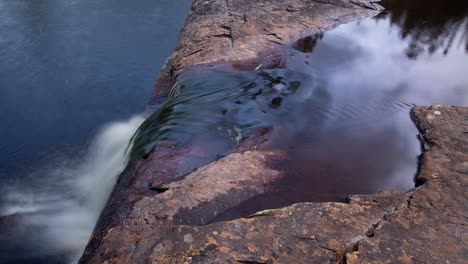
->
[0,115,144,263]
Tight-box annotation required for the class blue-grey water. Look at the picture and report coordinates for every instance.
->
[0,0,191,263]
[0,0,467,263]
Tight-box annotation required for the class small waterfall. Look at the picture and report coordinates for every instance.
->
[0,115,144,263]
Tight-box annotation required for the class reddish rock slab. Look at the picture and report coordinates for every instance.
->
[346,106,468,263]
[146,192,406,264]
[80,1,384,263]
[149,0,383,102]
[82,106,467,264]
[81,150,289,263]
[79,0,467,262]
[147,108,468,264]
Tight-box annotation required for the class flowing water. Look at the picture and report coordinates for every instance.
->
[0,0,190,263]
[1,0,467,263]
[0,116,143,263]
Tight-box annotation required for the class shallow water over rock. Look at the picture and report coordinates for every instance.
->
[135,62,416,219]
[136,0,468,220]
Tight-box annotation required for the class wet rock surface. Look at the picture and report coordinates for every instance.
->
[80,1,384,262]
[149,0,383,102]
[82,106,467,263]
[80,0,467,262]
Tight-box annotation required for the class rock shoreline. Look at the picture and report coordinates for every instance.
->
[79,1,467,263]
[149,0,383,103]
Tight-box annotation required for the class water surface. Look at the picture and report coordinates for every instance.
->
[1,0,467,262]
[0,0,190,263]
[134,0,468,221]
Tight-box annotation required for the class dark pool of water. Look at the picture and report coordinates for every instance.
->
[135,0,468,221]
[0,0,190,263]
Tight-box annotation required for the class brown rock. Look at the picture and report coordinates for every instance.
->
[350,106,468,264]
[149,0,383,102]
[82,105,468,263]
[79,0,468,262]
[146,192,406,264]
[81,1,384,262]
[82,150,289,263]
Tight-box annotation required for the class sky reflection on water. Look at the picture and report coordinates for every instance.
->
[0,0,467,262]
[212,3,468,220]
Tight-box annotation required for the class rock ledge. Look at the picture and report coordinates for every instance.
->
[79,0,467,262]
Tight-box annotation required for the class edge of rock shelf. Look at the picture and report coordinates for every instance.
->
[79,1,467,263]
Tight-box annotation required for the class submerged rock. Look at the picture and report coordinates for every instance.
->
[79,0,467,263]
[149,0,383,102]
[83,105,468,263]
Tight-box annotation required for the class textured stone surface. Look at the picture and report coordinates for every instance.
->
[80,0,467,262]
[146,192,406,264]
[149,0,383,102]
[81,106,467,263]
[347,106,468,263]
[81,1,384,262]
[81,150,289,263]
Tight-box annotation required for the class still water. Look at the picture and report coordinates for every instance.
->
[232,0,468,215]
[0,0,467,263]
[0,0,190,263]
[133,0,468,221]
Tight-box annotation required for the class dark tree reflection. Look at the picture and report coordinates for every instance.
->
[292,33,324,53]
[377,0,468,58]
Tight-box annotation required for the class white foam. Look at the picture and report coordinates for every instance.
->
[0,115,144,263]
